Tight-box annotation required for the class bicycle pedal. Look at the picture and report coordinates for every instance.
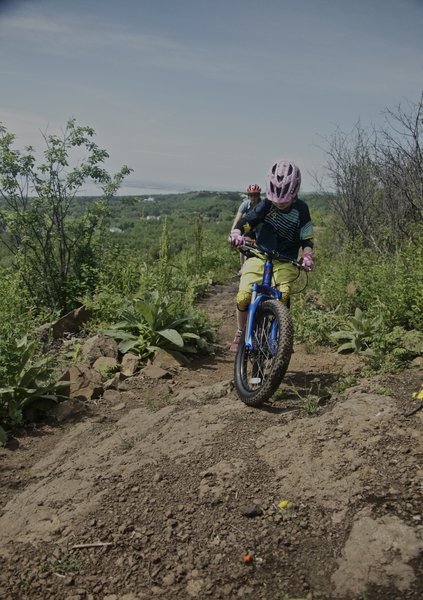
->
[249,377,262,384]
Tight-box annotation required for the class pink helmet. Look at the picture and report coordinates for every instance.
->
[266,159,301,206]
[246,183,261,194]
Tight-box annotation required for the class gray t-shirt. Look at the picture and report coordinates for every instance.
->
[238,199,253,215]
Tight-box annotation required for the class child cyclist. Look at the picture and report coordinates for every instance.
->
[228,159,314,352]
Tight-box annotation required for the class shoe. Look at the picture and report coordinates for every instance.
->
[230,333,241,353]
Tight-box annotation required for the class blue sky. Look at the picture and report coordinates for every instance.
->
[0,0,422,194]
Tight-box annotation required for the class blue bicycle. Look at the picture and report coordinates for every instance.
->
[234,242,306,407]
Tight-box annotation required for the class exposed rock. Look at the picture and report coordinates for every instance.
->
[103,390,122,404]
[54,398,87,423]
[92,356,119,375]
[59,364,103,401]
[141,365,172,380]
[410,355,423,369]
[104,372,127,390]
[121,353,140,377]
[240,503,263,518]
[1,284,423,600]
[332,509,423,597]
[173,381,231,403]
[52,305,92,338]
[81,334,119,365]
[152,348,183,369]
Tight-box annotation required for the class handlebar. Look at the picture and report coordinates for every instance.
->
[239,240,304,270]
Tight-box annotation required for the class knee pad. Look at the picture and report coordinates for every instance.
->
[236,290,251,312]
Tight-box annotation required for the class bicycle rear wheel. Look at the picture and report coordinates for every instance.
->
[234,299,293,407]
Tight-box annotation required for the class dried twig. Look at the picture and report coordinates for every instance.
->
[71,542,113,549]
[228,523,246,536]
[404,404,423,417]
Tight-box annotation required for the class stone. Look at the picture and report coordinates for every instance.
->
[92,356,119,376]
[121,353,140,377]
[240,504,263,518]
[81,334,119,365]
[59,365,103,401]
[51,305,92,338]
[140,365,172,380]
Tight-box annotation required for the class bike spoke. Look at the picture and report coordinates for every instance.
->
[245,314,278,388]
[235,299,293,407]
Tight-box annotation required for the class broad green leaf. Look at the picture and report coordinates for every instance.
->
[0,387,14,396]
[337,342,355,354]
[331,331,353,340]
[182,332,200,340]
[19,362,52,388]
[118,339,141,353]
[157,328,184,347]
[167,317,191,330]
[134,299,154,326]
[103,329,137,341]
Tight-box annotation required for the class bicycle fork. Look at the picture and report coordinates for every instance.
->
[244,257,282,350]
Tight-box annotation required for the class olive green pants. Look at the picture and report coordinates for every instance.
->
[236,256,298,311]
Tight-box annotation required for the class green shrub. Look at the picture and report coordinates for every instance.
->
[0,267,49,382]
[0,119,132,313]
[0,336,67,443]
[291,295,343,346]
[331,308,384,354]
[363,326,423,372]
[313,234,423,330]
[103,289,216,361]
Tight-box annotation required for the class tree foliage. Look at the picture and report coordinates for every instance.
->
[0,118,132,313]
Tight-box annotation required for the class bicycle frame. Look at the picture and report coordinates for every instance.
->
[241,243,303,351]
[234,242,307,406]
[244,255,281,350]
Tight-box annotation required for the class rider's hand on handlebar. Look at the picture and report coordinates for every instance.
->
[300,252,313,271]
[228,229,245,247]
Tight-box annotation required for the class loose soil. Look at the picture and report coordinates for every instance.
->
[0,278,422,600]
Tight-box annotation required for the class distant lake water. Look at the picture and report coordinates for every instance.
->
[117,185,191,196]
[77,181,241,197]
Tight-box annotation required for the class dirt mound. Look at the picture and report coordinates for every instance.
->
[0,281,422,600]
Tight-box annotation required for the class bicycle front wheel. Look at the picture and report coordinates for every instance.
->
[234,299,293,407]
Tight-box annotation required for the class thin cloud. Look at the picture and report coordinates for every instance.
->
[0,14,73,34]
[0,10,246,81]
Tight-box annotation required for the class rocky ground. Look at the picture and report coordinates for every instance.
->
[0,278,422,600]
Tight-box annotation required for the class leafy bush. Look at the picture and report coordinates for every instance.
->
[0,336,67,443]
[331,308,383,354]
[292,295,343,346]
[103,290,216,361]
[0,118,132,313]
[0,267,49,382]
[315,235,423,331]
[363,326,423,372]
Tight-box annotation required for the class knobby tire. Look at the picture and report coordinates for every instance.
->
[234,300,294,407]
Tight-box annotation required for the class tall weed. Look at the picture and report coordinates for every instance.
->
[0,336,67,443]
[0,268,50,380]
[103,289,216,360]
[315,235,423,330]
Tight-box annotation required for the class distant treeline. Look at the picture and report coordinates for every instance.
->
[0,190,330,265]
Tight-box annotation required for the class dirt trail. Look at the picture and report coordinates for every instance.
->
[0,279,422,600]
